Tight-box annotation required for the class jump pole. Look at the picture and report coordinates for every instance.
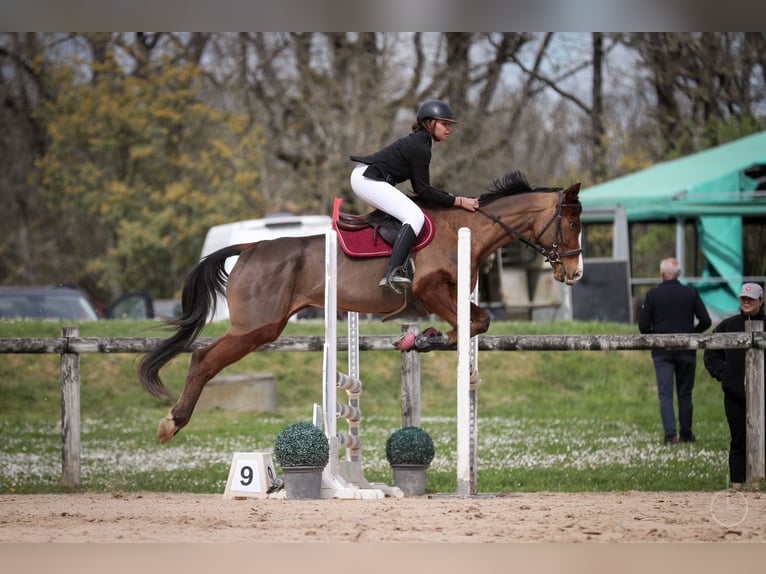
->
[456,227,480,496]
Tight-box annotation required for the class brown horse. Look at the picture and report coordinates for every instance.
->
[139,171,583,443]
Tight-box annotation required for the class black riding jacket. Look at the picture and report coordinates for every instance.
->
[703,307,766,399]
[350,129,457,208]
[638,279,712,334]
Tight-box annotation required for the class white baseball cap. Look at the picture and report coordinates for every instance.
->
[739,283,763,299]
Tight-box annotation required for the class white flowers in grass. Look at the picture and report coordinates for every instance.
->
[0,414,726,489]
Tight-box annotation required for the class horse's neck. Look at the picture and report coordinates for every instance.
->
[475,194,553,254]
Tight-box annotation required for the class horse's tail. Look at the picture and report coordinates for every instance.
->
[138,243,251,400]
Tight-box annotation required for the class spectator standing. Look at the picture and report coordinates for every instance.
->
[639,257,712,444]
[703,283,766,490]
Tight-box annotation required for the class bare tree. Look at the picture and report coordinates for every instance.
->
[625,32,765,156]
[3,32,765,298]
[590,32,606,180]
[0,33,54,284]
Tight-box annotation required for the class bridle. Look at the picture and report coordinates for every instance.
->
[476,189,583,264]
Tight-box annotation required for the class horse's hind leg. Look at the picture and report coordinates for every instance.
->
[157,326,281,443]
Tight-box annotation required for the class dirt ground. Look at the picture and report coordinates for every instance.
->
[0,490,763,543]
[3,491,765,574]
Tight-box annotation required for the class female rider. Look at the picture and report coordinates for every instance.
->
[349,99,479,292]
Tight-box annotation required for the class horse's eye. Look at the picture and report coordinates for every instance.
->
[569,221,579,230]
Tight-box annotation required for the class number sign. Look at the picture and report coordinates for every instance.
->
[223,451,276,499]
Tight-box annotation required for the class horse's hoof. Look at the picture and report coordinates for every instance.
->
[157,413,178,444]
[395,332,416,351]
[414,328,449,352]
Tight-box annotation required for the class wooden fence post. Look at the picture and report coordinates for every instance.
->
[400,323,420,428]
[61,326,81,488]
[745,320,765,485]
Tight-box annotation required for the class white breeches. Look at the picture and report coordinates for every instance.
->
[350,164,425,235]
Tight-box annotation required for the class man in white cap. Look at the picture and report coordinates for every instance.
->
[704,283,766,490]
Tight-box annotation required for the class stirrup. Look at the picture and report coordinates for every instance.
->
[379,266,412,294]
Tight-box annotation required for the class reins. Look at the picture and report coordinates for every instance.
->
[476,189,582,264]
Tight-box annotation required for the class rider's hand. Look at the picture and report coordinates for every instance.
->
[455,196,479,212]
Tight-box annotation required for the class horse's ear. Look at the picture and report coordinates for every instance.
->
[564,182,581,200]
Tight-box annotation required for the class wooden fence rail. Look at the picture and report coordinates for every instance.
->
[0,335,396,354]
[2,332,764,354]
[1,326,764,489]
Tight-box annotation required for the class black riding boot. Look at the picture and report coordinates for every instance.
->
[379,223,417,292]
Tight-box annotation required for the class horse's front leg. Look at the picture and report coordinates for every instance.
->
[468,302,491,338]
[441,302,490,346]
[414,274,491,347]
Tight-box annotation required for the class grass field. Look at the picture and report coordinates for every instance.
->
[0,318,732,494]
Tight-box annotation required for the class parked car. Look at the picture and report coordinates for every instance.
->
[105,290,154,319]
[200,214,332,321]
[152,298,182,319]
[0,286,154,321]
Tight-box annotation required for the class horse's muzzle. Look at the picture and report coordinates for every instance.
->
[551,260,583,285]
[565,271,583,286]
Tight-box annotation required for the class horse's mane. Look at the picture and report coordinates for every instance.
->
[478,170,560,207]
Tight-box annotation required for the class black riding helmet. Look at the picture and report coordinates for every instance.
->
[416,99,457,124]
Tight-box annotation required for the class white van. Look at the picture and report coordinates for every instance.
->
[200,213,332,321]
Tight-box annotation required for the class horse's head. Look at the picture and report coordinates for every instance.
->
[477,173,583,286]
[545,182,583,285]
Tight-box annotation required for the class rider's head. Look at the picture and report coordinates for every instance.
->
[413,100,457,134]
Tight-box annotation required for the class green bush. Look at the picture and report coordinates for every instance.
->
[273,422,330,468]
[385,426,435,466]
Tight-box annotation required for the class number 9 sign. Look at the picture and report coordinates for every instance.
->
[223,452,277,499]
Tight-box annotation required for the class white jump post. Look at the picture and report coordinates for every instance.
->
[320,230,392,499]
[457,227,480,496]
[323,229,339,476]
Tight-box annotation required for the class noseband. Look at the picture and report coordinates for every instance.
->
[476,189,582,264]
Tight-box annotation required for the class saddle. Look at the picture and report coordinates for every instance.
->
[332,208,435,258]
[329,198,435,323]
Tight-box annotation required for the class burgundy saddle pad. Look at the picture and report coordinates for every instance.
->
[332,209,435,258]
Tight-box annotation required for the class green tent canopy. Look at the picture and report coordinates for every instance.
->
[579,131,766,316]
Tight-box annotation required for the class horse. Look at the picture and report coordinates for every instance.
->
[138,171,583,443]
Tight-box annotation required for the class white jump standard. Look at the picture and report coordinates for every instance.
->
[456,226,480,496]
[320,230,400,499]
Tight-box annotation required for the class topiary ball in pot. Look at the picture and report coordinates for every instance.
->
[385,426,435,467]
[274,422,330,469]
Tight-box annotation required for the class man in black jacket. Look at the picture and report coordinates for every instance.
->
[639,257,712,444]
[703,282,766,490]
